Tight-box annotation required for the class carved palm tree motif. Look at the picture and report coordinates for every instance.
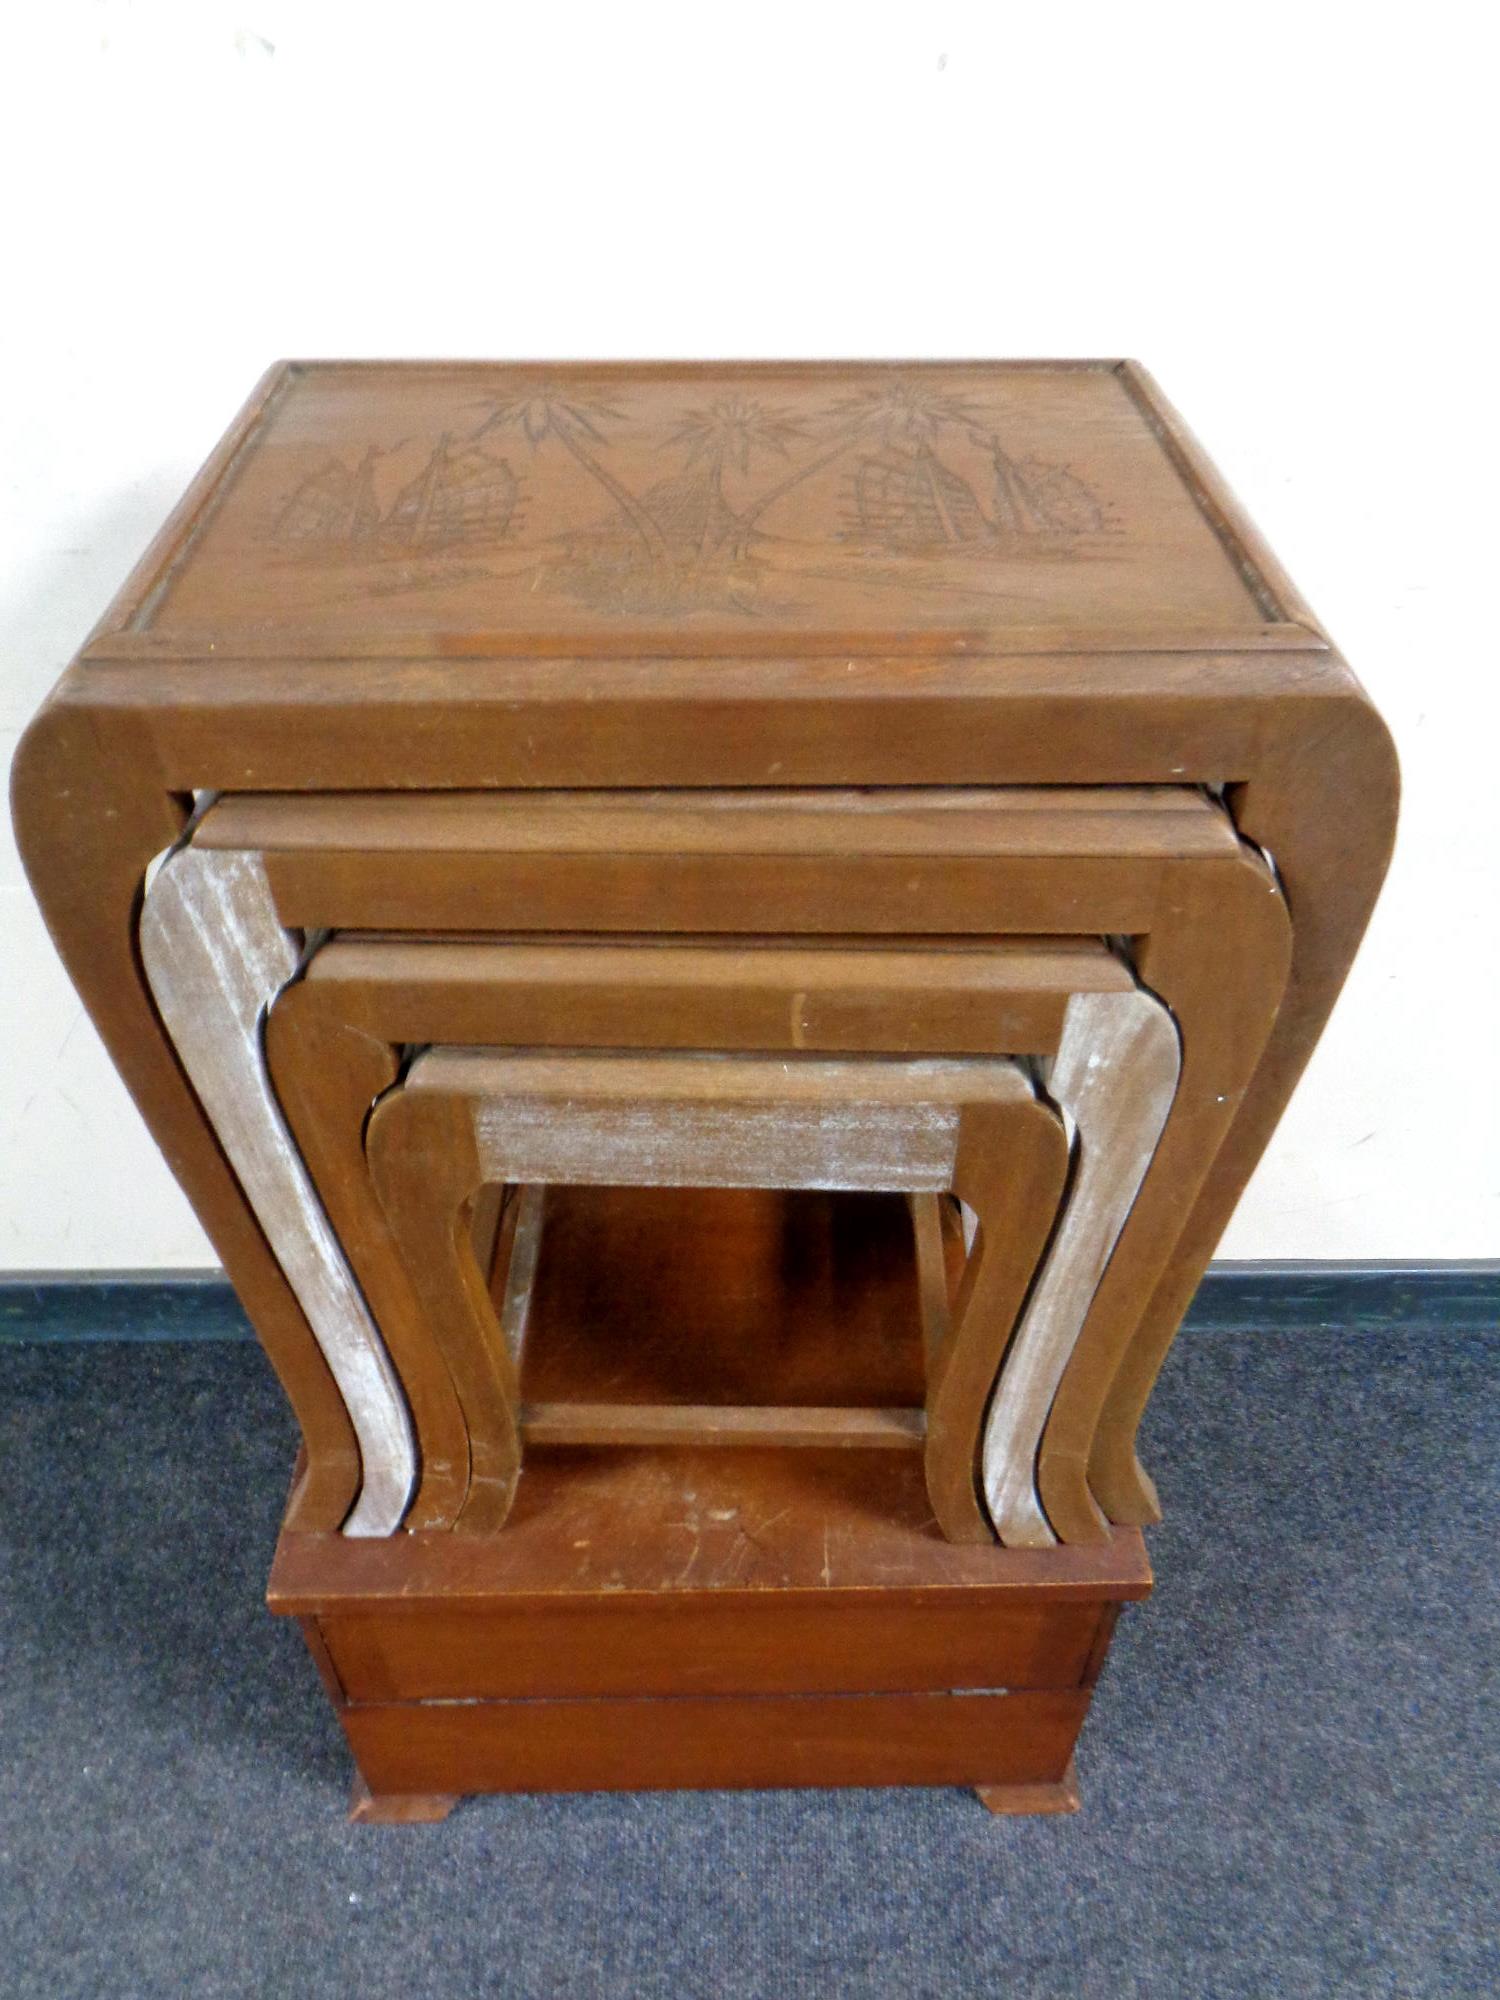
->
[733,380,992,553]
[662,397,805,558]
[470,391,670,565]
[835,385,1000,552]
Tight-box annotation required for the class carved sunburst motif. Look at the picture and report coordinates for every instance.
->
[667,396,806,475]
[819,380,994,450]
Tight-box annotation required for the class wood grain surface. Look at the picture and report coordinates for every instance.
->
[339,1687,1093,1798]
[263,990,469,1529]
[202,785,1239,937]
[1057,848,1293,1534]
[320,1589,1103,1702]
[271,1186,1149,1807]
[270,1433,1152,1607]
[283,930,1127,1055]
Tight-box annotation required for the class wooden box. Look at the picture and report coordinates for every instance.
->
[269,1190,1150,1816]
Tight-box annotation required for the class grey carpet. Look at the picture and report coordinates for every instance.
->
[0,1325,1494,2000]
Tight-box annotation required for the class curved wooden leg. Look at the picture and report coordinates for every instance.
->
[266,982,472,1530]
[1094,714,1398,1523]
[982,990,1179,1548]
[9,703,361,1528]
[1041,850,1293,1540]
[923,1096,1070,1543]
[366,1089,523,1533]
[140,844,416,1535]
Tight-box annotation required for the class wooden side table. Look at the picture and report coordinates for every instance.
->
[363,1044,1114,1542]
[265,934,1122,1534]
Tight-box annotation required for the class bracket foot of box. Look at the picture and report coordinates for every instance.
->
[974,1759,1081,1816]
[348,1773,459,1824]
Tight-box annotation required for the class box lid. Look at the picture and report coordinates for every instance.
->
[89,360,1320,663]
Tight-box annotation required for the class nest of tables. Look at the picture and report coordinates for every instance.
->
[13,360,1396,1817]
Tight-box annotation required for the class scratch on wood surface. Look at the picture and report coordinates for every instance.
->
[665,1512,706,1585]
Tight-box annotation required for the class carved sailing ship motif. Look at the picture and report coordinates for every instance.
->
[272,436,520,552]
[381,434,521,549]
[843,438,1115,555]
[273,445,385,544]
[989,443,1114,545]
[634,464,747,559]
[846,444,995,551]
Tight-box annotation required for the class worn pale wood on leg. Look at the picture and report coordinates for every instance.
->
[925,1101,1072,1541]
[1087,728,1399,1525]
[260,837,1278,1540]
[263,995,470,1530]
[1043,849,1294,1538]
[28,721,1387,1547]
[1094,375,1400,1521]
[139,844,417,1535]
[497,1184,547,1368]
[114,780,1280,1544]
[982,989,1180,1548]
[209,787,1254,1536]
[221,790,1289,1533]
[366,1086,524,1533]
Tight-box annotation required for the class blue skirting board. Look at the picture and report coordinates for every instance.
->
[1,1263,1496,1343]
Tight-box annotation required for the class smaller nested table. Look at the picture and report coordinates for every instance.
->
[269,932,1118,1537]
[366,1045,1133,1543]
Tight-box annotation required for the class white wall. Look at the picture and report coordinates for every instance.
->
[2,1,1495,1268]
